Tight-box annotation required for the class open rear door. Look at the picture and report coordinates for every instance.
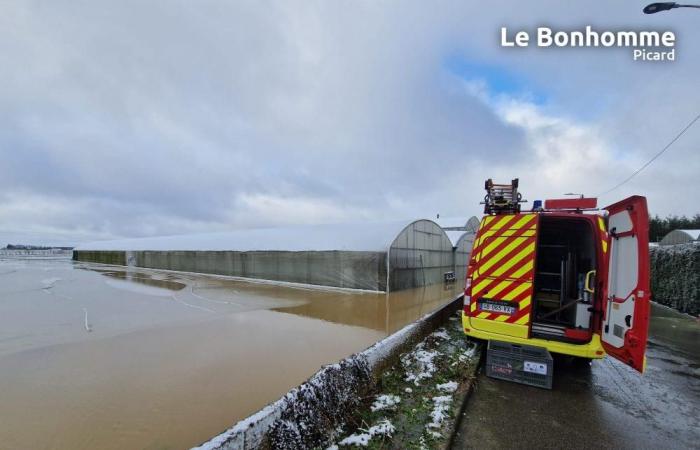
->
[601,196,650,373]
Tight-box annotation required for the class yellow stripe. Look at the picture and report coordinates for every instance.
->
[474,215,535,259]
[601,240,608,253]
[480,215,496,229]
[490,214,518,230]
[471,278,489,297]
[480,225,536,260]
[477,312,490,319]
[470,301,477,312]
[515,314,530,325]
[500,281,531,301]
[472,249,534,297]
[598,217,606,232]
[484,279,514,299]
[509,259,535,279]
[518,296,531,309]
[477,237,533,275]
[471,277,506,299]
[481,244,535,281]
[474,230,500,261]
[494,315,509,322]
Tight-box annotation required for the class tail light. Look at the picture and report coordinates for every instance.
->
[463,277,472,311]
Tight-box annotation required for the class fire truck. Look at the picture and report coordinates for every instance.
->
[462,179,650,373]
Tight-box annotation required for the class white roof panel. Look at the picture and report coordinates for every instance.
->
[75,220,429,252]
[679,229,700,240]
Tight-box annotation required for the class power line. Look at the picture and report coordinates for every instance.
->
[598,111,700,197]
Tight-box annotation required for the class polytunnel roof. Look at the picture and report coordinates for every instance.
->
[436,216,479,247]
[75,220,439,252]
[678,229,700,240]
[445,230,466,246]
[445,230,476,247]
[434,217,469,229]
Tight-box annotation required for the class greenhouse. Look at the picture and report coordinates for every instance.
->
[659,229,700,246]
[74,219,455,292]
[436,216,480,290]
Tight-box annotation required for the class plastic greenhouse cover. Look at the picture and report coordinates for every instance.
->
[434,217,470,229]
[445,230,470,247]
[678,229,700,240]
[76,220,438,252]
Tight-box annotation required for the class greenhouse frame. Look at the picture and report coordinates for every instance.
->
[73,220,456,292]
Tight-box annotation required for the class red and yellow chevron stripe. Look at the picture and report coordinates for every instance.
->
[468,213,539,325]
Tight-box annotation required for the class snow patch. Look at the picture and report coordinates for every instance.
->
[427,395,453,429]
[430,329,450,340]
[338,419,395,447]
[436,381,458,393]
[404,349,440,385]
[370,394,401,412]
[338,433,371,447]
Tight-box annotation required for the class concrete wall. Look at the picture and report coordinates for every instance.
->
[650,243,700,316]
[74,250,387,291]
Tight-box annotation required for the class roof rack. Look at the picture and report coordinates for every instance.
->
[481,178,527,215]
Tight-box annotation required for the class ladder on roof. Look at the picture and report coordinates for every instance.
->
[482,178,526,215]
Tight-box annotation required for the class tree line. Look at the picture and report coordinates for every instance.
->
[649,214,700,243]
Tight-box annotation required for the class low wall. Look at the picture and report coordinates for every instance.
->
[192,296,462,450]
[73,250,387,291]
[650,243,700,316]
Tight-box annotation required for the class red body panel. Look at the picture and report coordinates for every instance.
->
[600,196,651,373]
[544,197,598,210]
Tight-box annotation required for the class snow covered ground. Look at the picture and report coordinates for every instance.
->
[327,312,481,449]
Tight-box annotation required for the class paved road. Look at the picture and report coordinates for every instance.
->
[452,304,700,449]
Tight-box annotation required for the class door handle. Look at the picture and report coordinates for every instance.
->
[584,270,596,293]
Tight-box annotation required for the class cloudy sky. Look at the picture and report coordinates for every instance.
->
[1,1,698,245]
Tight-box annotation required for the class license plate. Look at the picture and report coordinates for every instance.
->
[478,299,517,315]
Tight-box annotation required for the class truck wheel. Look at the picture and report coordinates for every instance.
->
[572,356,593,369]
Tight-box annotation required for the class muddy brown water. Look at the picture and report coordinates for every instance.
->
[0,257,459,450]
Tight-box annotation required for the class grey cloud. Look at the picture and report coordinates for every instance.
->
[0,1,697,244]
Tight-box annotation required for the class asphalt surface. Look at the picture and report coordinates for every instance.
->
[452,304,700,450]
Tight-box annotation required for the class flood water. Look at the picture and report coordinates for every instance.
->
[0,257,459,450]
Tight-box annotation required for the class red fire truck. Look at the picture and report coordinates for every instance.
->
[463,179,650,373]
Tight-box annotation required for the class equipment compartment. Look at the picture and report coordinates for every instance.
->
[532,216,596,343]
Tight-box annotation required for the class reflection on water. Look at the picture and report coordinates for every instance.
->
[99,270,187,291]
[0,259,459,450]
[274,283,459,334]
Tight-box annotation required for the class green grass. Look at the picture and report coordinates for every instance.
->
[329,315,480,449]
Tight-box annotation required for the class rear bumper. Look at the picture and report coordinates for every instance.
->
[462,312,606,359]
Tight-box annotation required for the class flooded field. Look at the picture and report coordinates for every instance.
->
[0,257,459,450]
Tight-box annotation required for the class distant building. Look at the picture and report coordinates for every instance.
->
[659,229,700,246]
